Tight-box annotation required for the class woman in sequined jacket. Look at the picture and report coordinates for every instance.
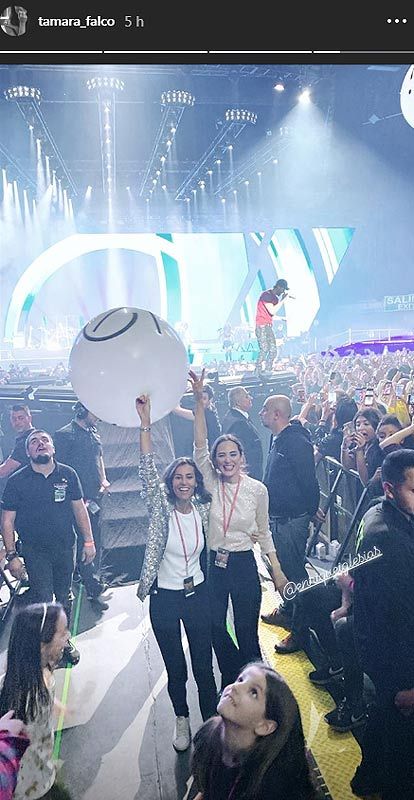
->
[135,395,218,752]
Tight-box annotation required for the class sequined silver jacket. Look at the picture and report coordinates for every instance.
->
[136,452,211,601]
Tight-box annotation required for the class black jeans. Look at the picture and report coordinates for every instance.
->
[303,582,343,667]
[149,581,217,721]
[334,615,364,709]
[270,514,310,639]
[75,506,103,597]
[23,544,75,623]
[209,550,262,689]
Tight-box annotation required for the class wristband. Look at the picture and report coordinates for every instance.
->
[83,541,95,547]
[5,551,18,562]
[141,426,151,432]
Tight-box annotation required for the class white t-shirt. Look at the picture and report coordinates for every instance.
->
[157,506,205,591]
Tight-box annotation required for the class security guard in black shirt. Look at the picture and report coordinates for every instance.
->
[0,404,34,480]
[54,402,110,605]
[1,429,96,665]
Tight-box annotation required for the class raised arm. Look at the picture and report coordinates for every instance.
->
[171,405,194,421]
[379,420,414,450]
[188,369,208,448]
[135,394,153,455]
[135,395,166,508]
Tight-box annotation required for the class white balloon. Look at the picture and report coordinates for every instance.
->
[400,64,414,128]
[68,307,189,427]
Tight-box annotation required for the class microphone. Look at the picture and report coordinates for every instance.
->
[288,295,296,300]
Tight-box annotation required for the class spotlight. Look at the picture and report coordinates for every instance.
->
[86,77,124,91]
[228,145,233,151]
[161,184,167,190]
[274,82,285,92]
[215,159,221,165]
[207,170,213,175]
[299,88,311,104]
[4,86,41,102]
[225,109,257,124]
[160,90,195,107]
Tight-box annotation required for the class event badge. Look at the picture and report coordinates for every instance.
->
[54,482,67,502]
[183,576,195,597]
[215,548,230,569]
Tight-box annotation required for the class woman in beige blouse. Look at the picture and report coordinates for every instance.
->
[189,370,287,689]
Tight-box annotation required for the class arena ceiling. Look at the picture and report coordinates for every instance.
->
[0,61,410,226]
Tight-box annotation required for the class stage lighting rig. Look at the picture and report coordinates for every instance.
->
[87,76,125,205]
[213,127,291,196]
[5,85,78,197]
[139,89,195,198]
[175,107,257,201]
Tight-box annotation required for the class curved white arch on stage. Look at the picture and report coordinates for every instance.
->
[4,233,177,340]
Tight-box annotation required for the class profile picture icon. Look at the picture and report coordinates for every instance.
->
[0,5,27,36]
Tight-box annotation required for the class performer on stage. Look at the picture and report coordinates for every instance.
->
[254,278,290,375]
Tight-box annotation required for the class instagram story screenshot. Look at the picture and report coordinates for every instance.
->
[0,5,414,800]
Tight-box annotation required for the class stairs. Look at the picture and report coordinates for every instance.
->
[98,416,175,582]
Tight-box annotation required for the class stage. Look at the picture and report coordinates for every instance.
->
[334,333,414,357]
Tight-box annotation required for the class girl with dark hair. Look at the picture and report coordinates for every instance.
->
[341,408,383,485]
[191,662,316,800]
[190,370,287,690]
[135,395,217,753]
[0,602,70,799]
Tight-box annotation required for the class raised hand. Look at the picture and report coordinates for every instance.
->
[135,394,151,426]
[188,368,205,400]
[0,709,27,737]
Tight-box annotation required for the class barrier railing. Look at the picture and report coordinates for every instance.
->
[307,456,370,569]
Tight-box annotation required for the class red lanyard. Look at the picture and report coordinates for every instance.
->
[173,508,200,574]
[221,476,241,537]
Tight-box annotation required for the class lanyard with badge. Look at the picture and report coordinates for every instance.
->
[215,476,241,569]
[54,479,67,502]
[173,508,200,597]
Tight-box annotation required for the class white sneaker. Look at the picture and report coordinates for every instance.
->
[172,716,191,752]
